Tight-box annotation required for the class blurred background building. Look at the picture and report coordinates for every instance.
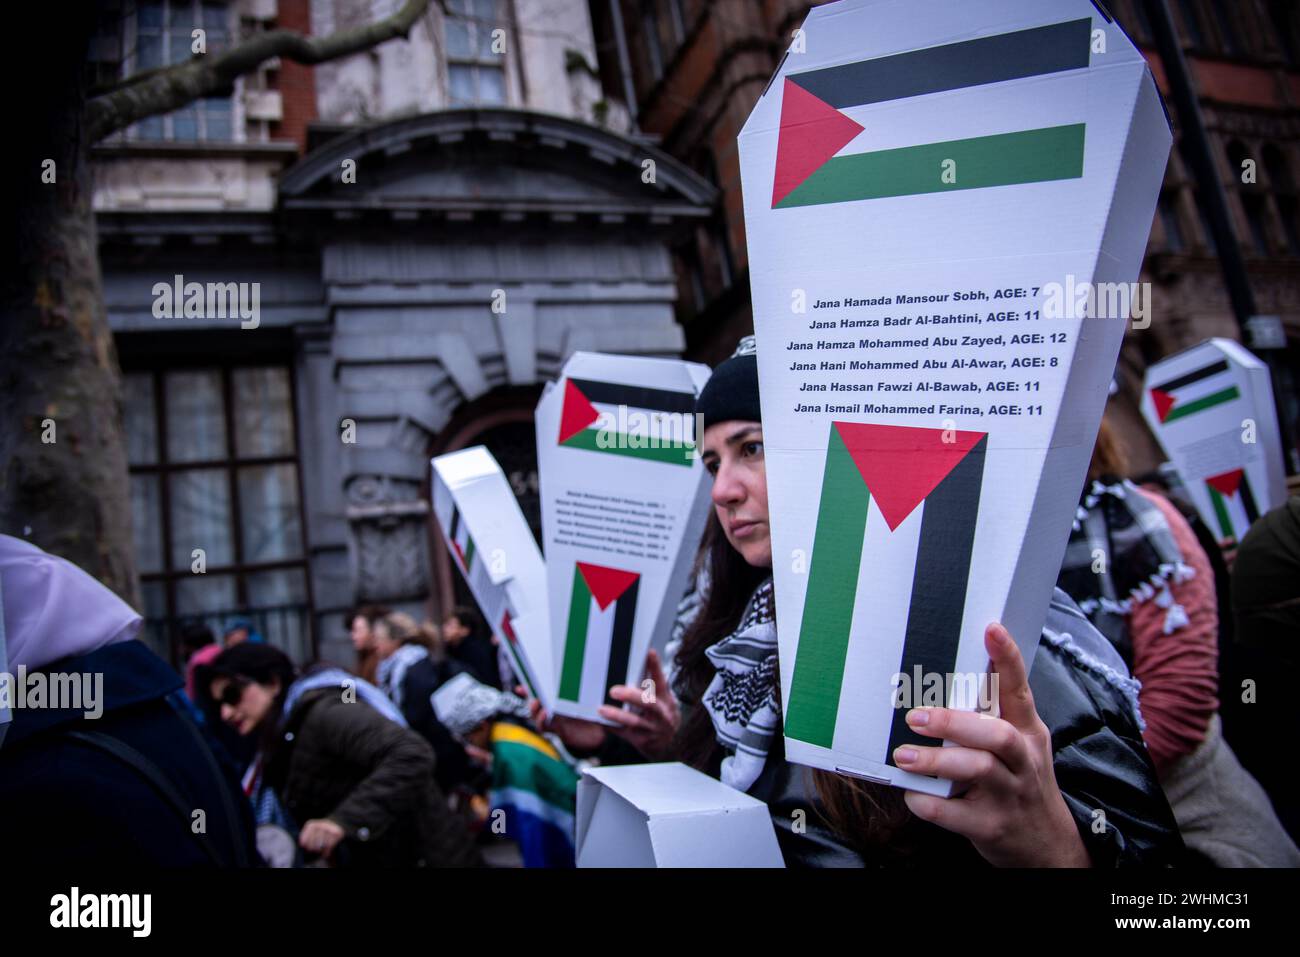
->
[94,0,1300,666]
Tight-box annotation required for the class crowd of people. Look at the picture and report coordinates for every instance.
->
[2,335,1299,868]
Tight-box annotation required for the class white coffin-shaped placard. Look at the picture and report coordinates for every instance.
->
[535,353,712,723]
[575,762,785,868]
[738,0,1172,794]
[1140,338,1287,542]
[432,446,554,712]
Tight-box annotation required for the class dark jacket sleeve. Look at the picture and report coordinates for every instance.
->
[307,699,436,840]
[1031,619,1186,867]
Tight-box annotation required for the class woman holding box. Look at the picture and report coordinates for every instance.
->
[532,337,1183,867]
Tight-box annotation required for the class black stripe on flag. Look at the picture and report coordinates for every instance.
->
[789,18,1091,109]
[603,577,639,706]
[569,378,696,415]
[449,505,461,541]
[1151,359,1230,395]
[1240,477,1260,523]
[887,435,988,765]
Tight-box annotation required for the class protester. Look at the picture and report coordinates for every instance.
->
[180,621,221,702]
[1229,495,1300,841]
[374,611,474,790]
[0,535,258,867]
[347,604,389,684]
[1057,418,1299,866]
[433,673,576,867]
[529,338,1183,867]
[442,605,501,689]
[222,616,264,647]
[197,643,482,868]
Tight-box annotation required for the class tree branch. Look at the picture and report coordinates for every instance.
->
[86,0,436,143]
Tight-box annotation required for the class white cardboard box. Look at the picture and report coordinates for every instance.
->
[738,0,1172,794]
[1140,338,1288,542]
[431,446,555,712]
[535,353,712,723]
[576,762,785,868]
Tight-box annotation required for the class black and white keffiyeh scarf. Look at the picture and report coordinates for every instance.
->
[1056,478,1196,666]
[376,643,429,713]
[702,577,780,792]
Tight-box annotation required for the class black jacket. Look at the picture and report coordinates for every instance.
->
[610,590,1184,867]
[390,655,475,790]
[0,640,259,867]
[263,687,482,867]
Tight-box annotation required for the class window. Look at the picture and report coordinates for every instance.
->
[1158,192,1186,251]
[641,1,665,82]
[1176,0,1207,49]
[1269,0,1297,64]
[1265,145,1300,256]
[129,0,234,141]
[1209,3,1242,56]
[124,365,313,664]
[446,0,507,106]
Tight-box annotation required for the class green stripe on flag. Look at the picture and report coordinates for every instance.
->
[561,428,694,466]
[558,568,591,701]
[1165,386,1240,422]
[1208,486,1234,539]
[464,536,476,568]
[502,637,538,700]
[491,739,579,811]
[785,426,872,747]
[777,124,1086,208]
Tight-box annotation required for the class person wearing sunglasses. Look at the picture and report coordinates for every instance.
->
[198,643,481,868]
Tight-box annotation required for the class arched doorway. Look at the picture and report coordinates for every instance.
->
[427,385,544,622]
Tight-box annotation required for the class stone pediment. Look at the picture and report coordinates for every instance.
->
[279,109,716,222]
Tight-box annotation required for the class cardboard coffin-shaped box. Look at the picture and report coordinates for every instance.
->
[431,446,555,712]
[576,762,785,868]
[737,0,1172,794]
[1140,338,1288,542]
[535,353,712,723]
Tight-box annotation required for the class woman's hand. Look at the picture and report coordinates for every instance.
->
[598,649,680,760]
[525,691,610,754]
[894,623,1091,867]
[298,818,346,861]
[522,649,680,760]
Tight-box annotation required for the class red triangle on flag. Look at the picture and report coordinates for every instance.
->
[1150,388,1176,423]
[834,422,987,532]
[1206,468,1244,498]
[772,78,865,206]
[558,379,600,444]
[577,562,639,610]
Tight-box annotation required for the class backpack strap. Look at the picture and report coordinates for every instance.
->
[65,728,228,867]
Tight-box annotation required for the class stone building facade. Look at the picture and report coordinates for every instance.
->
[94,0,713,665]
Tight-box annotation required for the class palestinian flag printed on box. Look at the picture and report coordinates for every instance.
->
[1205,468,1260,541]
[773,18,1091,208]
[438,499,541,702]
[1148,359,1241,424]
[557,562,640,709]
[784,422,988,763]
[557,378,697,467]
[448,504,477,575]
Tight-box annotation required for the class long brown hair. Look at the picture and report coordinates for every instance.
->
[671,508,911,857]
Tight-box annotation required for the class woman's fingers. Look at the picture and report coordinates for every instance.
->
[597,704,648,731]
[893,743,1014,788]
[645,650,671,698]
[985,622,1039,734]
[902,790,995,844]
[904,707,1032,776]
[606,684,644,706]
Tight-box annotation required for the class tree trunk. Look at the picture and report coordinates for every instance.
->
[0,7,140,608]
